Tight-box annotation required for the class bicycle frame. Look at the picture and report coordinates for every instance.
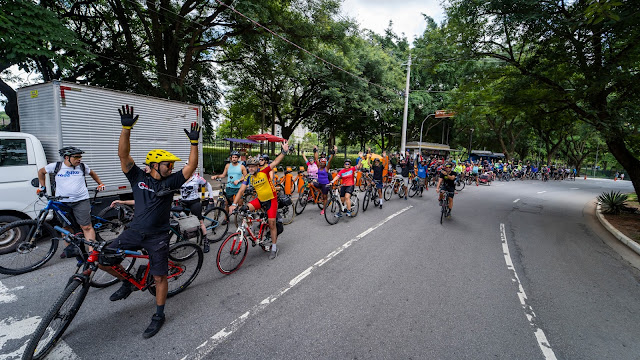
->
[229,212,270,253]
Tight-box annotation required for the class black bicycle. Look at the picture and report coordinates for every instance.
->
[362,180,382,211]
[439,189,454,224]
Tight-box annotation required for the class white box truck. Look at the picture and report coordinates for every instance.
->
[0,80,202,228]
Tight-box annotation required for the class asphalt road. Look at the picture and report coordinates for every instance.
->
[1,177,638,360]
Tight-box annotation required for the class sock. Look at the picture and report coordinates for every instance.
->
[156,304,165,317]
[271,243,277,252]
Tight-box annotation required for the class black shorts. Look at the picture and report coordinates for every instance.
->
[318,183,330,195]
[340,185,354,197]
[441,186,455,198]
[107,229,170,276]
[182,199,203,220]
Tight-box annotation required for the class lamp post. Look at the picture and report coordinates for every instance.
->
[419,114,435,160]
[468,128,474,160]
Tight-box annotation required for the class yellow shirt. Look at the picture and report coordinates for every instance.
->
[243,165,275,201]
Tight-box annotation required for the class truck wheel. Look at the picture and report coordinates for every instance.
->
[0,215,25,254]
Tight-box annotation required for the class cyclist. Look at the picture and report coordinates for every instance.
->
[302,146,319,181]
[436,163,457,217]
[259,154,276,180]
[398,156,413,200]
[180,169,214,252]
[228,142,290,260]
[37,146,106,257]
[316,145,336,215]
[102,105,200,339]
[329,158,356,217]
[371,157,385,208]
[416,158,428,196]
[211,151,247,217]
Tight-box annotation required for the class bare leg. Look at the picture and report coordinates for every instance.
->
[345,193,352,211]
[154,275,168,306]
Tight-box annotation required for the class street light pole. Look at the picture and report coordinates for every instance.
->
[419,114,435,159]
[468,128,474,160]
[400,54,411,155]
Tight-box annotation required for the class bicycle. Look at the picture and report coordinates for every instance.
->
[383,175,406,201]
[22,226,203,360]
[0,191,133,283]
[362,180,382,211]
[439,189,454,224]
[216,208,281,274]
[324,184,360,225]
[454,175,466,191]
[294,176,324,215]
[169,199,229,245]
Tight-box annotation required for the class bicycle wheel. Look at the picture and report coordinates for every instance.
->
[216,233,248,275]
[383,185,392,201]
[440,200,446,225]
[408,181,419,197]
[23,278,90,360]
[147,242,203,297]
[362,190,370,212]
[203,207,229,243]
[169,227,202,247]
[90,254,136,288]
[398,185,406,198]
[455,180,465,191]
[324,197,341,225]
[295,191,308,215]
[0,220,58,275]
[349,196,360,217]
[280,204,295,225]
[94,205,134,243]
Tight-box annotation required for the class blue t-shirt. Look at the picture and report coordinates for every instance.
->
[417,164,427,178]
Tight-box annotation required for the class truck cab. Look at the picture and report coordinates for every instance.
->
[0,132,50,225]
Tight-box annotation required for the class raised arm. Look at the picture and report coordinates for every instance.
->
[182,122,201,179]
[302,152,308,163]
[268,141,290,169]
[118,105,138,173]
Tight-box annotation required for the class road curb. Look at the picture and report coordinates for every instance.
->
[595,203,640,256]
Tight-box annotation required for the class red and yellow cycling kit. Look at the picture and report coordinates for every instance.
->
[243,165,278,218]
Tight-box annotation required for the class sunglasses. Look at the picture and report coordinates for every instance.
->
[159,162,174,169]
[71,155,83,159]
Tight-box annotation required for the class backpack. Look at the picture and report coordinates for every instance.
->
[51,161,87,196]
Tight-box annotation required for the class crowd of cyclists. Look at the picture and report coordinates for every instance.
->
[1,104,584,359]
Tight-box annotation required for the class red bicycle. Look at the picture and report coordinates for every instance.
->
[216,207,282,275]
[23,227,203,360]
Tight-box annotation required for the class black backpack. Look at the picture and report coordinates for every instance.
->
[51,161,87,196]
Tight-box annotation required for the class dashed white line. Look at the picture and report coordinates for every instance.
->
[570,188,579,190]
[513,199,520,203]
[537,191,547,194]
[500,223,557,360]
[0,281,24,304]
[185,205,413,360]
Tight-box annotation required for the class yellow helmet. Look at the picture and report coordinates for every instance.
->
[145,149,181,164]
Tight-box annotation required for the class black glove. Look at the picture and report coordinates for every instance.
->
[329,149,335,155]
[118,105,139,129]
[184,122,201,145]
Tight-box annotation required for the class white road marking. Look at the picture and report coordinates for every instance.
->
[537,191,547,194]
[570,188,579,190]
[500,223,557,360]
[0,316,40,360]
[185,206,414,360]
[513,199,520,203]
[0,281,24,304]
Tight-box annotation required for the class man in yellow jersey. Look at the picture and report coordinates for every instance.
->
[229,142,289,259]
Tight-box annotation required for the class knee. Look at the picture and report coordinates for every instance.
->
[154,275,167,284]
[81,224,93,232]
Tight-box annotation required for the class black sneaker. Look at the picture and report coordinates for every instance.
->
[143,313,165,339]
[109,282,133,301]
[202,240,210,254]
[60,244,81,259]
[269,248,278,260]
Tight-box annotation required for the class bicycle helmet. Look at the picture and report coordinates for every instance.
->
[230,150,240,157]
[344,158,351,165]
[445,163,453,168]
[59,146,84,157]
[246,156,260,166]
[145,149,181,164]
[319,157,328,164]
[260,154,270,162]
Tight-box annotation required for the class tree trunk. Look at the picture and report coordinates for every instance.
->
[606,139,640,196]
[0,78,19,131]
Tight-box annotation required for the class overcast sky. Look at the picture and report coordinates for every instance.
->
[340,0,446,42]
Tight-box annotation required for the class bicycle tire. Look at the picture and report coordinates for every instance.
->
[362,190,370,212]
[408,181,419,197]
[94,205,134,243]
[455,180,465,191]
[383,185,392,201]
[295,192,308,215]
[324,198,341,225]
[90,252,136,288]
[216,233,248,275]
[22,278,90,360]
[0,220,58,275]
[203,207,229,243]
[280,204,295,225]
[349,196,360,217]
[147,242,203,297]
[398,185,406,198]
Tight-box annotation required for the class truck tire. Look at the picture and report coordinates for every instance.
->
[0,215,25,255]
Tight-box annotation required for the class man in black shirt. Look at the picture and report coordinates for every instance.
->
[100,105,200,339]
[399,155,414,200]
[371,158,384,208]
[436,163,457,217]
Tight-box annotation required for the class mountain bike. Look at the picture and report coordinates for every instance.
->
[216,208,282,275]
[362,180,382,211]
[0,191,133,280]
[22,227,202,360]
[454,176,466,191]
[295,176,324,215]
[324,184,360,225]
[439,189,454,224]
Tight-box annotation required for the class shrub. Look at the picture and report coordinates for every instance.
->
[597,191,628,215]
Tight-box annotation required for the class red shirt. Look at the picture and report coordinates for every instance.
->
[337,167,356,186]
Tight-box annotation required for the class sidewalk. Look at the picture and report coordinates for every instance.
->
[595,203,640,256]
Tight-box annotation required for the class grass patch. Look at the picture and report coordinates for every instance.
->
[627,193,638,202]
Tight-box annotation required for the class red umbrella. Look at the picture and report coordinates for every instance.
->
[247,134,286,143]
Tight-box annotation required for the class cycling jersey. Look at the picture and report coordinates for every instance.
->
[336,167,355,186]
[372,164,384,181]
[226,163,244,189]
[360,158,371,170]
[181,174,213,201]
[44,162,91,202]
[417,164,428,178]
[307,161,318,180]
[440,170,457,189]
[243,165,275,201]
[317,168,331,185]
